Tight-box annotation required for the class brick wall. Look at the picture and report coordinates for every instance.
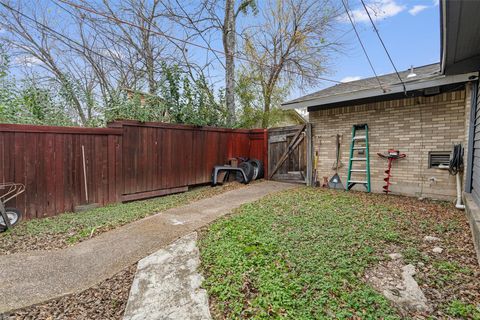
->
[310,89,467,200]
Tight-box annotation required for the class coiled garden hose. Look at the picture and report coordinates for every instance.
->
[449,144,463,176]
[449,144,465,209]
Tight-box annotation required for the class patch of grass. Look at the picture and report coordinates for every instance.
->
[433,260,472,274]
[430,260,473,286]
[445,300,480,319]
[435,220,462,234]
[199,188,401,319]
[0,183,243,249]
[402,247,429,265]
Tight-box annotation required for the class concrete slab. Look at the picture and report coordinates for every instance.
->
[366,259,432,314]
[0,181,295,313]
[123,232,211,320]
[383,264,432,313]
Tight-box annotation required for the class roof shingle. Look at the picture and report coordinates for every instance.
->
[284,63,441,106]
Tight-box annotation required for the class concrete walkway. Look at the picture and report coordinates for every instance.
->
[0,181,294,313]
[123,232,211,320]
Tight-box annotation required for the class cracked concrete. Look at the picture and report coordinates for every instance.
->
[0,181,295,313]
[123,232,211,320]
[366,254,432,314]
[383,264,432,313]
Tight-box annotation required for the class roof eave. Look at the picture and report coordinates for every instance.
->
[440,0,480,75]
[281,72,478,110]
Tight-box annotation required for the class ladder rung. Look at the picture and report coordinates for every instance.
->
[350,169,366,172]
[353,147,366,150]
[353,136,366,140]
[353,124,367,130]
[351,158,367,161]
[348,180,368,184]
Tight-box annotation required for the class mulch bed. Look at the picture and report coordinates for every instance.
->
[4,264,137,320]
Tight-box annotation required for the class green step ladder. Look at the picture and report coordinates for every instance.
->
[346,124,371,192]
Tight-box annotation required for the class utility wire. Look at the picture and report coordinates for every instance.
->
[359,0,407,94]
[1,0,388,92]
[55,0,375,89]
[52,0,204,81]
[340,0,384,92]
[51,0,164,74]
[54,0,233,94]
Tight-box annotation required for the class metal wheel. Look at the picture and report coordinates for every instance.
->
[236,162,255,183]
[248,159,264,180]
[0,207,22,228]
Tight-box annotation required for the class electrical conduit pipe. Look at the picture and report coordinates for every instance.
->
[455,172,465,210]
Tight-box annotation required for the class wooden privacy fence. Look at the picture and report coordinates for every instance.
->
[0,121,267,220]
[109,121,267,201]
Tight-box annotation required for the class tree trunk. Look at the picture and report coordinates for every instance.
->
[223,0,236,126]
[262,91,271,128]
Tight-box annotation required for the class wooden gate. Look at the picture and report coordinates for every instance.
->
[268,124,312,184]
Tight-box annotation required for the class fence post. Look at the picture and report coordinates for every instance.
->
[263,129,269,179]
[306,123,313,186]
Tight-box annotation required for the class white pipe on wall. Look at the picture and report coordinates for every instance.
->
[456,173,465,210]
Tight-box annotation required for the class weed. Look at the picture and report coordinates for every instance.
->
[445,300,480,319]
[402,247,428,264]
[430,260,473,287]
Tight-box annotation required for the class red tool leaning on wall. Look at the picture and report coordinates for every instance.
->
[377,150,406,195]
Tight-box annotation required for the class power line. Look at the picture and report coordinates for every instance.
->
[169,0,237,92]
[359,0,407,94]
[52,0,233,94]
[52,0,205,79]
[0,1,187,83]
[340,0,384,92]
[55,0,375,89]
[1,0,383,92]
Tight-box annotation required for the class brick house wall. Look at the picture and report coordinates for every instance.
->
[309,88,468,200]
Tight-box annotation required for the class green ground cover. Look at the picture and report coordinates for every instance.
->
[0,182,243,254]
[199,187,480,319]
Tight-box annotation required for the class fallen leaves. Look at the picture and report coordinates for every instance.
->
[7,264,137,320]
[0,181,247,256]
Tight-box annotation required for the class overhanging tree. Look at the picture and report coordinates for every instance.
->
[241,0,341,127]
